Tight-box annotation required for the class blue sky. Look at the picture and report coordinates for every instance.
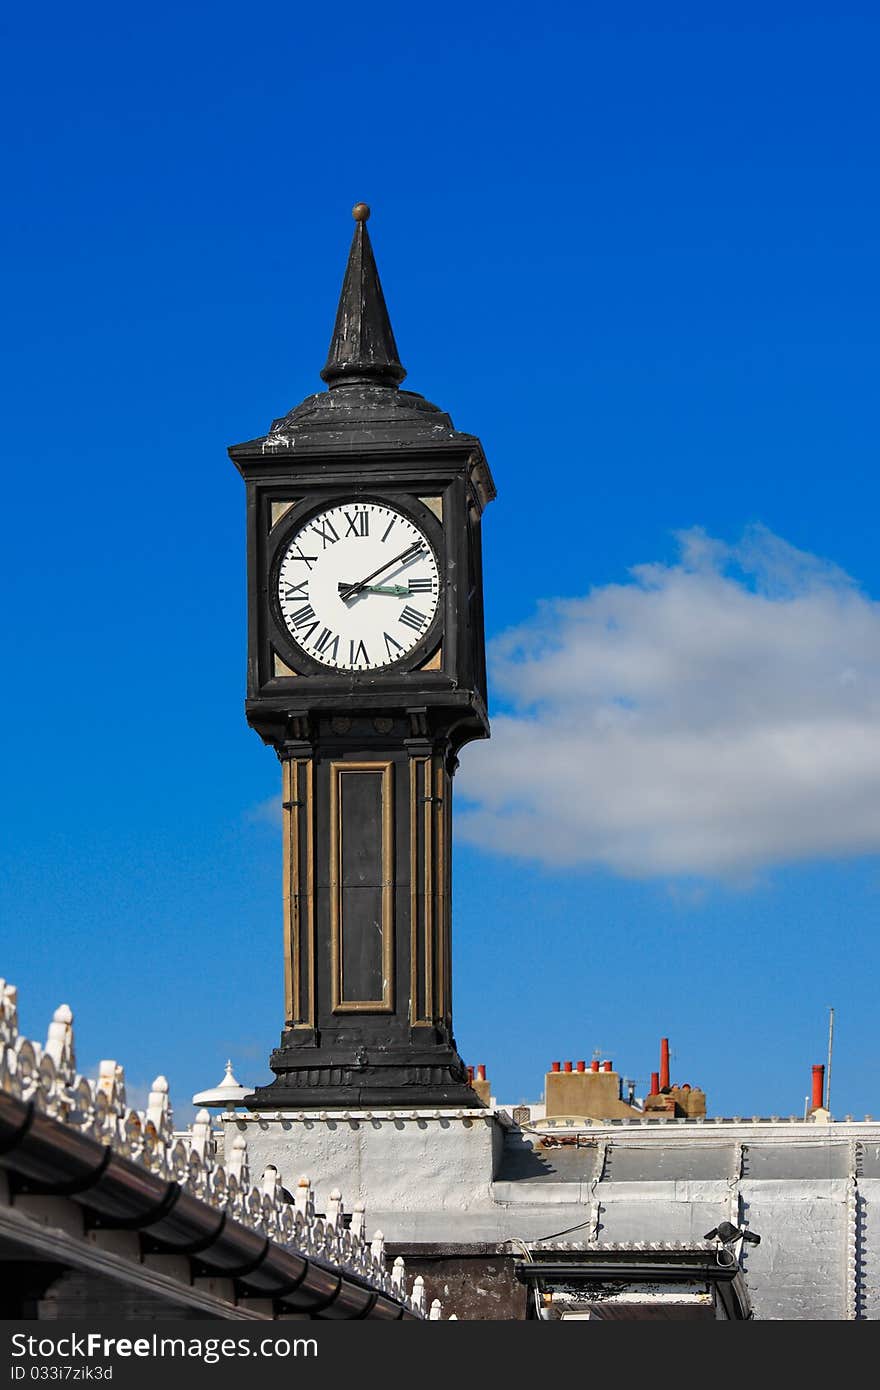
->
[2,3,879,1123]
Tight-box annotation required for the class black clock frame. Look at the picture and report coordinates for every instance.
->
[267,492,445,679]
[241,447,493,762]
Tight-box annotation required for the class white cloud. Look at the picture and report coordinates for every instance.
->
[457,526,880,879]
[244,795,281,827]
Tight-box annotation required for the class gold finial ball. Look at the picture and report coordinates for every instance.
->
[352,202,371,222]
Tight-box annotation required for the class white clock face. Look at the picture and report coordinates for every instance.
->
[277,501,440,672]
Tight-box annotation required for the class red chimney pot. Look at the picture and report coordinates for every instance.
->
[563,1061,573,1073]
[660,1038,670,1091]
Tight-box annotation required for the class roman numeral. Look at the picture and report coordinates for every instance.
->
[289,546,317,569]
[381,516,396,542]
[408,578,433,593]
[344,510,369,537]
[313,517,339,548]
[384,631,405,660]
[399,605,427,632]
[313,627,340,660]
[283,580,309,600]
[289,604,317,630]
[349,639,369,666]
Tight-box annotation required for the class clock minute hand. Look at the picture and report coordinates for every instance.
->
[339,542,423,601]
[339,583,408,597]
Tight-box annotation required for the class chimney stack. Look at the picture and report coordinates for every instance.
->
[544,1053,639,1121]
[471,1064,491,1105]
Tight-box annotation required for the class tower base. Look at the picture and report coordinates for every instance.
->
[222,1109,503,1216]
[244,1041,485,1110]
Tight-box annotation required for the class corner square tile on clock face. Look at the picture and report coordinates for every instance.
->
[416,645,442,671]
[270,500,298,529]
[273,650,298,677]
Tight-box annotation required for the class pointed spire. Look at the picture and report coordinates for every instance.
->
[321,203,406,389]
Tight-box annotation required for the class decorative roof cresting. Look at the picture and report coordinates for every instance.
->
[0,977,437,1318]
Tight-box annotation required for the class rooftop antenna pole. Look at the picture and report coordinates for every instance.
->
[825,1006,834,1111]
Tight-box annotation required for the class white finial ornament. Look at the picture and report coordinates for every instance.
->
[192,1059,252,1108]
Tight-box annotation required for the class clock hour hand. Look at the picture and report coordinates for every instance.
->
[339,541,423,601]
[338,582,408,597]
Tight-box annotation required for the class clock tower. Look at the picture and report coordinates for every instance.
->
[229,205,495,1109]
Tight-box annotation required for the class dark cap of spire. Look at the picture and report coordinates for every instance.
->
[320,204,406,389]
